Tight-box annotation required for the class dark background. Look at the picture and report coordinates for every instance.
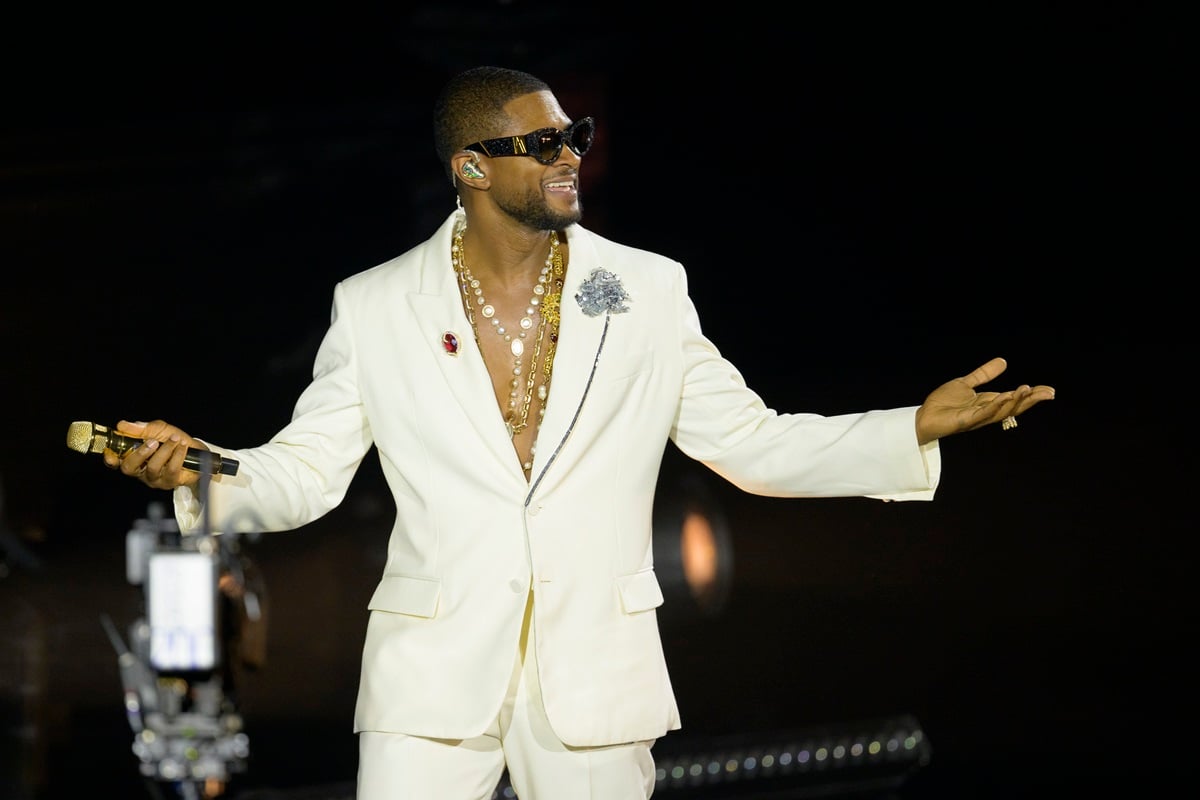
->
[1,4,1186,798]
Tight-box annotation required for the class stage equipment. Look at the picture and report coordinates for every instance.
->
[647,714,932,797]
[234,712,932,800]
[102,475,265,800]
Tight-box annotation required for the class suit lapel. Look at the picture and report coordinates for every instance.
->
[527,225,608,496]
[407,213,526,481]
[403,215,615,492]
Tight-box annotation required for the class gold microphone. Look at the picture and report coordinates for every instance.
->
[66,420,239,476]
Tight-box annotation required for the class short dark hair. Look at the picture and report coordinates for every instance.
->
[432,66,551,184]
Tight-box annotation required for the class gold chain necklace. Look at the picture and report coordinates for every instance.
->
[452,221,565,462]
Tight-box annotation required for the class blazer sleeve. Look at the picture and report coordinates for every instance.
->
[667,262,940,501]
[174,280,375,534]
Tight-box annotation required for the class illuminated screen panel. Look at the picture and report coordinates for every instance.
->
[147,551,218,671]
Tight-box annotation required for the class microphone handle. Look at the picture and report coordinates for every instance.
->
[107,431,239,476]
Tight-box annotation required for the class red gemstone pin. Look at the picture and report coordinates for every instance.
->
[442,331,460,356]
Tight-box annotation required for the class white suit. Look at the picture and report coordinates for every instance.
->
[175,210,940,749]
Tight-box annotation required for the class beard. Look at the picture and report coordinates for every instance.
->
[495,184,583,232]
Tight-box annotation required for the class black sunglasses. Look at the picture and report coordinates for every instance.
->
[464,117,595,165]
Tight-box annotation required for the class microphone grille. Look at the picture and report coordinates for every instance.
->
[66,420,100,454]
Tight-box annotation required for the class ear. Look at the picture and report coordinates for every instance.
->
[453,151,487,183]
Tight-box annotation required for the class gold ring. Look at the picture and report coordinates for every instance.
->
[1001,415,1018,431]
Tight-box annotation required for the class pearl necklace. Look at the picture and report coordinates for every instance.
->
[452,221,565,464]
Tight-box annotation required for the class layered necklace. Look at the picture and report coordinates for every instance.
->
[452,220,565,471]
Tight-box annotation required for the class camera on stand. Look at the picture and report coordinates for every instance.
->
[103,499,266,800]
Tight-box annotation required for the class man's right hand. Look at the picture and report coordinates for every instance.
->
[104,419,203,490]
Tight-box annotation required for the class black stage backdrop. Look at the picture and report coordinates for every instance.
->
[0,5,1185,799]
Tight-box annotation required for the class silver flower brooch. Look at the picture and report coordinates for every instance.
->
[574,268,631,317]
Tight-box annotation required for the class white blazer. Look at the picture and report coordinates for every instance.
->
[175,210,940,747]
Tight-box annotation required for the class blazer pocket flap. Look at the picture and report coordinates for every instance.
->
[616,569,664,614]
[367,574,441,618]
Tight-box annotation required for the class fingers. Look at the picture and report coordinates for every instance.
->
[961,360,1055,420]
[115,419,148,437]
[116,437,165,476]
[116,438,158,476]
[961,357,1007,389]
[108,419,197,489]
[987,383,1056,426]
[1027,384,1056,403]
[120,419,189,444]
[130,437,191,488]
[993,387,1027,420]
[1012,384,1056,416]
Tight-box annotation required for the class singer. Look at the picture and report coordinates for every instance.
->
[95,66,1055,800]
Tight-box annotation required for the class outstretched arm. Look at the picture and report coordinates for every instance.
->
[914,357,1055,445]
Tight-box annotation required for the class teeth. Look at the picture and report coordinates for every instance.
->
[547,181,573,189]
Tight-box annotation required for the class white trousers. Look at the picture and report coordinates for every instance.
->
[356,591,657,799]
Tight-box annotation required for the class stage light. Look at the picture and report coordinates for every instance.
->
[235,715,930,800]
[646,714,931,797]
[652,470,735,617]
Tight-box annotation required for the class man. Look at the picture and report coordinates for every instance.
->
[102,66,1054,799]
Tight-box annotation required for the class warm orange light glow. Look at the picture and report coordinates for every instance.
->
[680,510,718,600]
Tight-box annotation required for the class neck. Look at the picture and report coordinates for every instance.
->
[457,211,558,287]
